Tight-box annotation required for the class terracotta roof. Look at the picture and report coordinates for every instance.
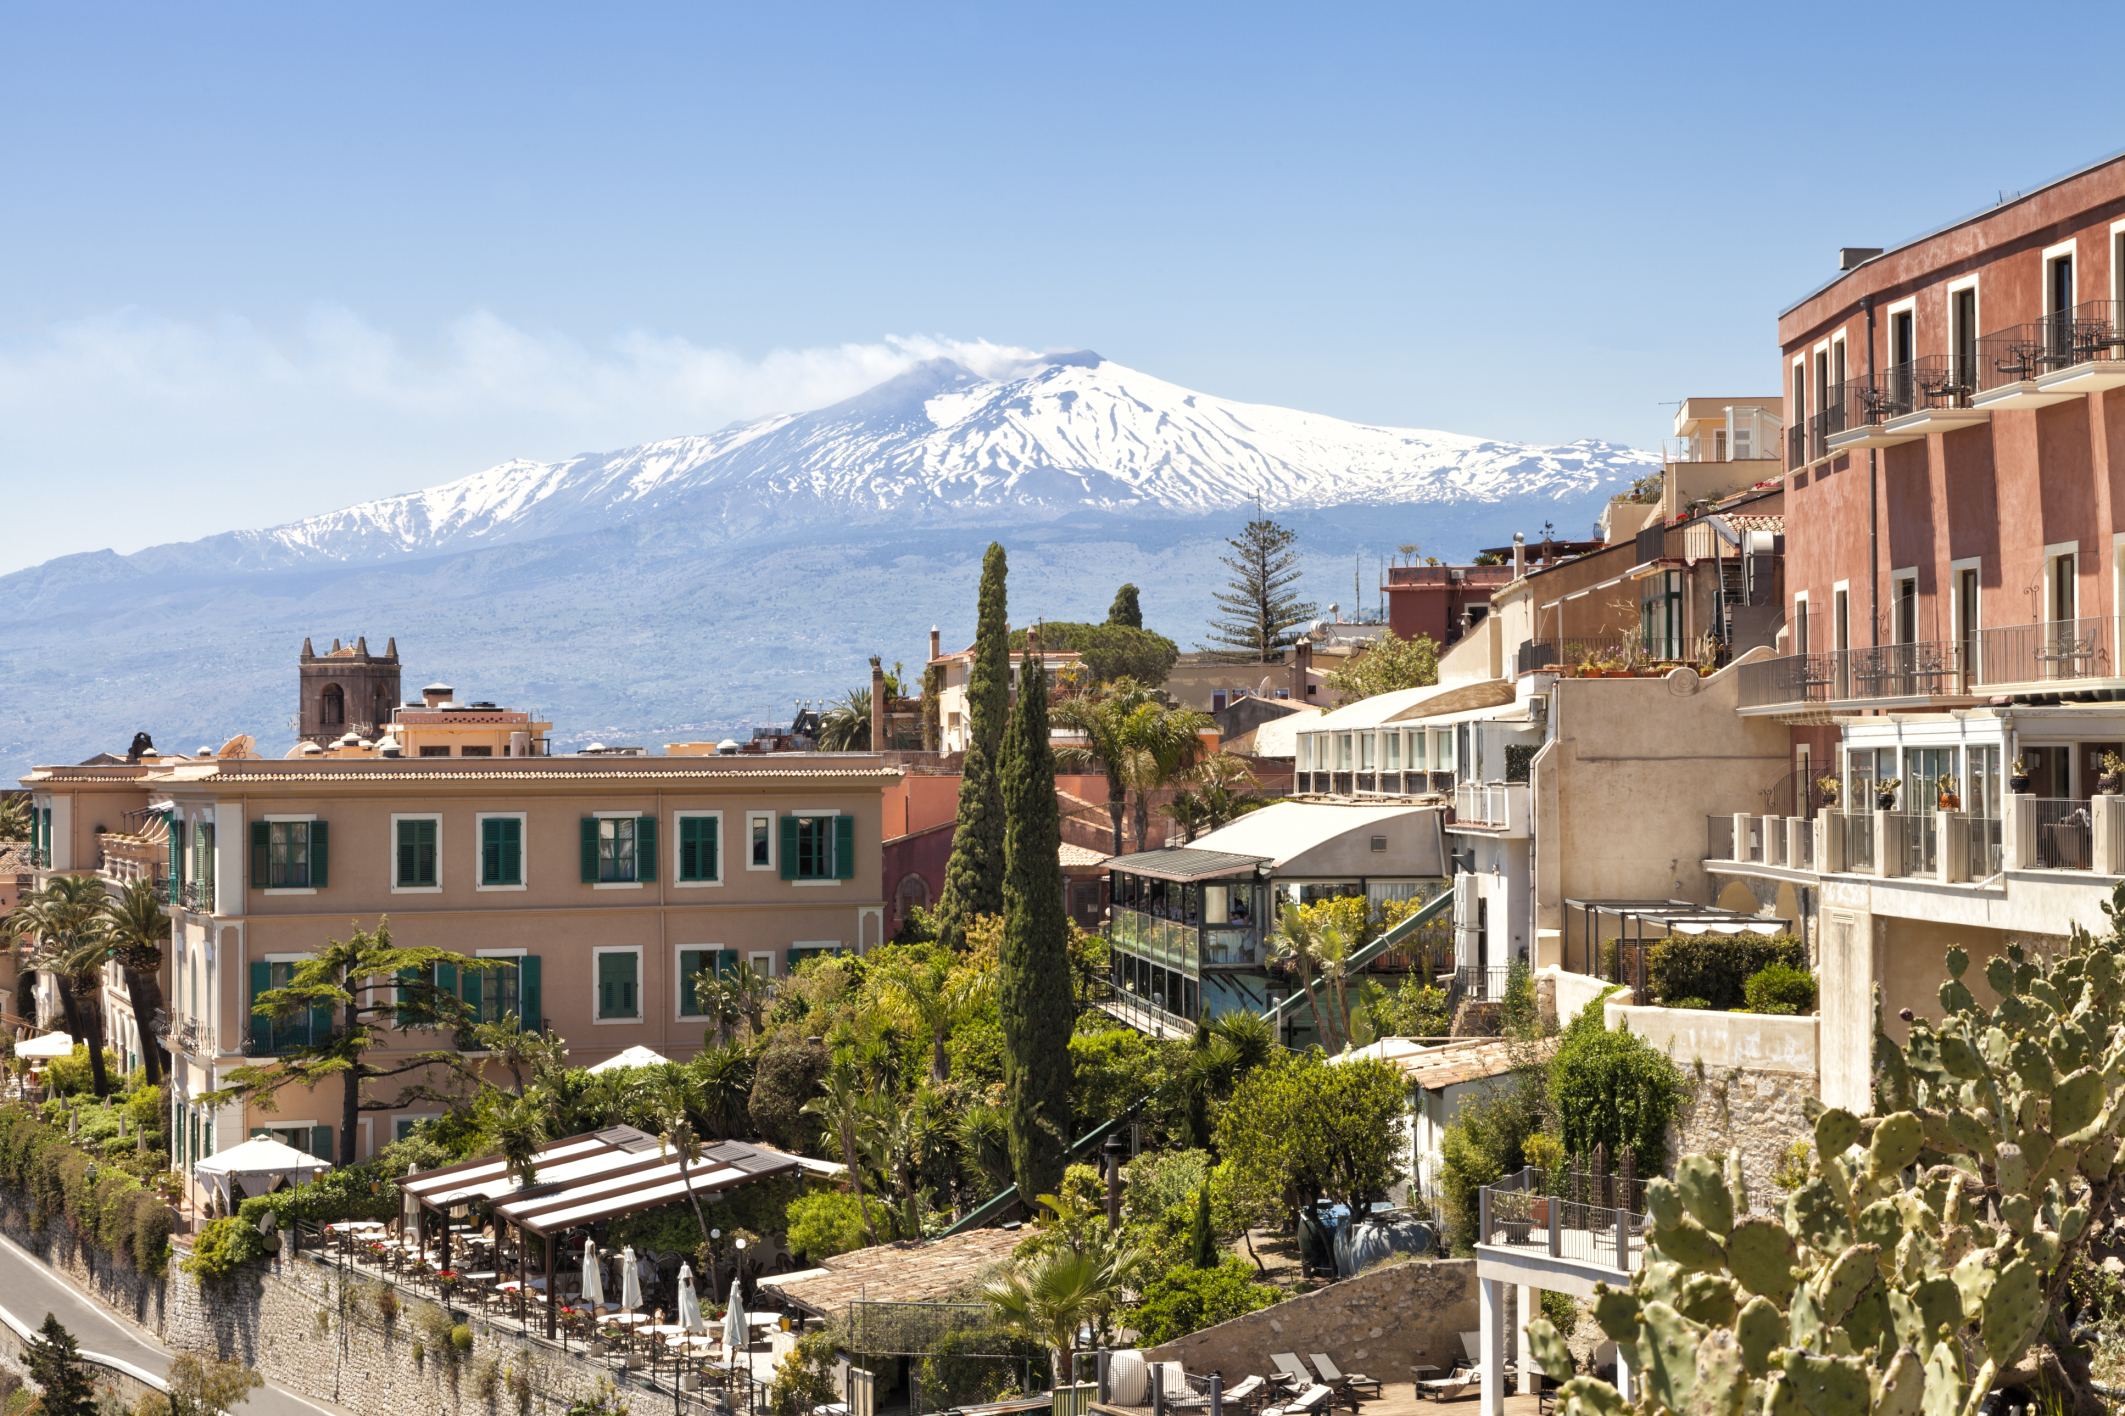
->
[31,759,900,786]
[1059,843,1111,868]
[762,1227,1023,1315]
[1727,514,1785,534]
[1335,1037,1546,1091]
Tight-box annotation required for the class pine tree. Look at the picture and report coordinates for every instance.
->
[26,1315,96,1416]
[936,543,1011,953]
[1106,583,1143,629]
[998,649,1074,1201]
[1201,517,1318,662]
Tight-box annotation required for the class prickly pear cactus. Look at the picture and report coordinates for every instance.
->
[1525,905,2125,1416]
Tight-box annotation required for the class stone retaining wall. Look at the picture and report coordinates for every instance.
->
[1143,1259,1477,1387]
[0,1191,170,1335]
[1668,1063,1818,1208]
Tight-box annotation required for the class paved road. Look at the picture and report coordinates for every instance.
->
[0,1231,351,1416]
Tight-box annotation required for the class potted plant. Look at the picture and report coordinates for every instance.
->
[1817,775,1841,809]
[1937,773,1960,812]
[2101,751,2125,795]
[1875,776,1902,811]
[2010,756,2032,793]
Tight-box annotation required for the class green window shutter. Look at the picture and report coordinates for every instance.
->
[636,816,658,882]
[169,815,183,882]
[248,960,269,1050]
[250,821,268,890]
[834,816,856,880]
[784,948,802,973]
[598,952,638,1019]
[678,949,708,1016]
[520,955,541,1032]
[502,817,522,884]
[481,818,500,884]
[395,966,419,1026]
[436,960,458,1004]
[461,964,483,1017]
[310,994,333,1045]
[310,820,329,888]
[310,1125,334,1164]
[678,818,699,880]
[780,817,800,880]
[580,818,598,883]
[398,819,436,887]
[701,816,717,880]
[484,818,522,886]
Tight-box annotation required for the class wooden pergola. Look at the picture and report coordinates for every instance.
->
[398,1124,800,1337]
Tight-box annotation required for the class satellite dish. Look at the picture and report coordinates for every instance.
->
[217,734,258,759]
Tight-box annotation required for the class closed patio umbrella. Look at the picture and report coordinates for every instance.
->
[621,1244,643,1316]
[677,1263,703,1335]
[581,1240,606,1310]
[723,1274,747,1365]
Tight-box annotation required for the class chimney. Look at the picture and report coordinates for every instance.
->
[1512,532,1525,579]
[1838,247,1883,271]
[869,656,885,752]
[1290,636,1312,701]
[423,683,454,708]
[929,626,941,661]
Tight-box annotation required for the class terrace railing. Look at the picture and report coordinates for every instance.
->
[1978,301,2125,393]
[2030,799,2093,871]
[1971,617,2115,687]
[1846,811,1877,873]
[1967,816,2003,880]
[1705,814,1735,862]
[1477,1164,1644,1274]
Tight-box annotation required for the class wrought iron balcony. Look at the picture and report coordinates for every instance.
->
[1977,301,2125,405]
[1737,642,1965,710]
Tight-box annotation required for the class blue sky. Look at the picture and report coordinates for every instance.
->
[0,1,2109,571]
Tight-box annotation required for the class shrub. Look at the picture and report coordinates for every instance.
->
[747,1043,829,1151]
[785,1189,868,1262]
[1438,1071,1544,1252]
[1127,1260,1280,1344]
[1743,961,1817,1015]
[1546,996,1685,1174]
[769,1331,843,1416]
[915,1325,1042,1408]
[0,1104,173,1275]
[44,1046,121,1098]
[1664,997,1712,1012]
[1644,932,1804,1011]
[451,1324,475,1355]
[182,1217,268,1283]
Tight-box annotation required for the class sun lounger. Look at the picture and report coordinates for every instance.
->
[1270,1354,1314,1392]
[1221,1376,1269,1412]
[1416,1367,1481,1402]
[1262,1385,1336,1416]
[1308,1355,1382,1403]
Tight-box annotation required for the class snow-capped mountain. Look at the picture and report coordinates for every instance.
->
[0,352,1660,777]
[194,352,1657,567]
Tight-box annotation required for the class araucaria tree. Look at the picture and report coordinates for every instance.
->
[1107,583,1143,629]
[1202,516,1317,662]
[210,919,492,1166]
[25,1315,96,1416]
[998,650,1074,1200]
[936,542,1010,953]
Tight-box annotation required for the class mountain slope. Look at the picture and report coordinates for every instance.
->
[0,353,1658,775]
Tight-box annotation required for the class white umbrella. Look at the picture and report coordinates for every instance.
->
[621,1243,643,1315]
[723,1271,747,1361]
[677,1263,703,1335]
[581,1241,606,1310]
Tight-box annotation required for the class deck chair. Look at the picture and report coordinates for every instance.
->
[1262,1385,1336,1416]
[1458,1333,1481,1365]
[1221,1376,1270,1413]
[1270,1354,1314,1393]
[1415,1367,1481,1403]
[1308,1356,1382,1403]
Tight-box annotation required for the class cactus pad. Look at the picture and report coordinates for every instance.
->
[1637,1301,1705,1414]
[1689,1328,1748,1416]
[1994,1142,2028,1197]
[1725,1217,1799,1304]
[1873,1347,1924,1416]
[1592,1285,1641,1344]
[1653,1215,1730,1275]
[1868,1113,1923,1174]
[1677,1273,1740,1328]
[1781,1350,1869,1416]
[2054,1067,2105,1141]
[1676,1155,1735,1237]
[1525,1317,1574,1383]
[1816,1108,1863,1160]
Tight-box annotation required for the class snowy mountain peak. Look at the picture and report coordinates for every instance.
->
[212,355,1660,567]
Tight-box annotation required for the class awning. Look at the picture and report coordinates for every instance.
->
[400,1125,801,1237]
[587,1045,672,1073]
[1106,846,1268,882]
[15,1032,75,1060]
[194,1136,331,1209]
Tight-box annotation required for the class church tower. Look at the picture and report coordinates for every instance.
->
[298,635,403,745]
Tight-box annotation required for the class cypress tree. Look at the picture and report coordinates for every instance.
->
[1107,583,1143,629]
[1186,1184,1217,1269]
[935,543,1011,953]
[998,647,1074,1200]
[26,1315,96,1416]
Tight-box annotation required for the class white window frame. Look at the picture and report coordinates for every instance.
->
[389,811,444,895]
[262,813,320,895]
[1889,568,1919,644]
[1791,590,1810,655]
[1949,557,1982,677]
[2045,541,2081,624]
[474,811,528,892]
[392,1113,441,1143]
[591,944,645,1024]
[672,809,725,889]
[2045,238,2079,314]
[746,811,777,872]
[674,944,724,1021]
[1883,296,1918,370]
[787,807,845,887]
[746,951,778,979]
[592,809,646,890]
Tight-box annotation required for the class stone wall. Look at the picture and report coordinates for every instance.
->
[1143,1259,1477,1386]
[1667,1063,1818,1209]
[0,1192,170,1335]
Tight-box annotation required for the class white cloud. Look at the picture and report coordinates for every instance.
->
[0,304,1049,571]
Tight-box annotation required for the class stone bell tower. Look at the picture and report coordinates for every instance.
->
[298,635,403,746]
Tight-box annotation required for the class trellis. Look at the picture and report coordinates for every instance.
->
[844,1301,1021,1357]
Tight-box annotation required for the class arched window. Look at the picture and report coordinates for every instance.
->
[321,683,345,726]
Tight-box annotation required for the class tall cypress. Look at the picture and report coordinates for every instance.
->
[999,646,1074,1201]
[936,543,1011,953]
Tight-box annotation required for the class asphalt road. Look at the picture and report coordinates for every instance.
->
[0,1231,351,1416]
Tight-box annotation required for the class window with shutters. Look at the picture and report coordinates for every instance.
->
[581,814,657,884]
[595,948,641,1020]
[781,813,856,882]
[676,813,721,884]
[676,946,725,1018]
[747,813,775,870]
[252,820,325,890]
[248,958,331,1054]
[478,814,525,888]
[394,815,440,890]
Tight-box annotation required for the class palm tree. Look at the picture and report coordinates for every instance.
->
[0,795,28,842]
[98,879,170,1086]
[489,1091,551,1187]
[801,1065,881,1244]
[1052,679,1164,853]
[1113,702,1216,850]
[1271,909,1340,1056]
[873,950,992,1084]
[816,688,873,751]
[1315,921,1359,1053]
[863,1091,928,1239]
[692,1042,755,1139]
[10,875,118,1096]
[1160,752,1268,843]
[981,1244,1144,1385]
[644,1067,715,1239]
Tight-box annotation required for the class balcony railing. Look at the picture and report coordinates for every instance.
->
[1737,642,1962,709]
[1516,638,1628,675]
[1846,811,1876,873]
[1663,407,1782,464]
[1452,965,1516,1003]
[1453,782,1516,829]
[1971,617,2115,686]
[1478,1165,1643,1273]
[1833,356,1981,434]
[1887,812,1938,878]
[184,878,216,913]
[1788,423,1807,471]
[1807,405,1844,461]
[1705,815,1734,862]
[1978,301,2125,393]
[2030,799,2092,871]
[1968,816,2003,879]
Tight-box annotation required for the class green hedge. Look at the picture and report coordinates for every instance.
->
[1645,933,1805,1011]
[0,1104,171,1275]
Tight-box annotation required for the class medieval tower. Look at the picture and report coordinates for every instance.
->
[298,636,402,745]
